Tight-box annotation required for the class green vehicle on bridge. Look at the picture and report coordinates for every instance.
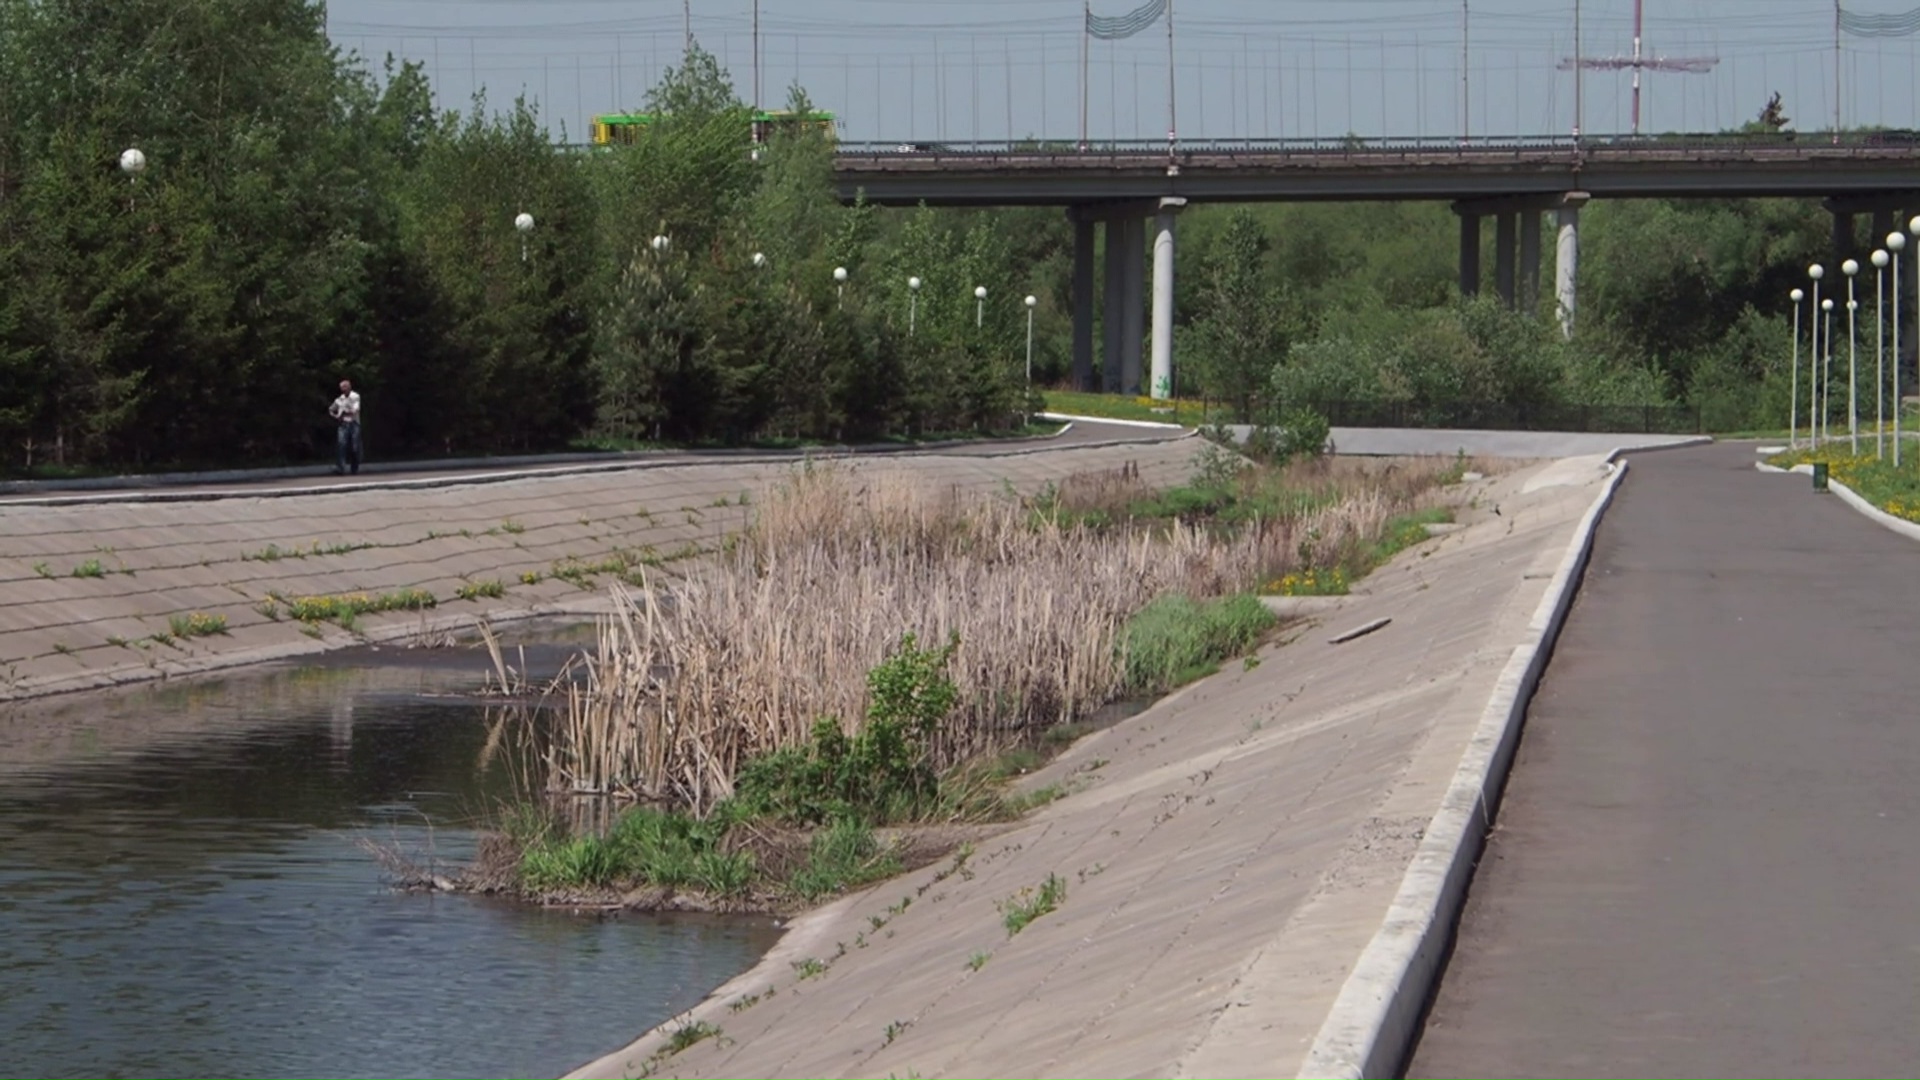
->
[590,108,837,147]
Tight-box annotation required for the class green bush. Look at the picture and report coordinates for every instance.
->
[732,633,958,825]
[519,835,621,890]
[1123,594,1277,694]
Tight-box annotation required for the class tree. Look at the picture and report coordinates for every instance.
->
[1187,210,1289,421]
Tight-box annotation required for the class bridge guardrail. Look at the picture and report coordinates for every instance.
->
[834,132,1920,165]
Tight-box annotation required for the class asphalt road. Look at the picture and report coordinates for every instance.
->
[1409,442,1920,1079]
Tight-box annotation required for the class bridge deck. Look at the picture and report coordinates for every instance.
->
[832,136,1920,205]
[1409,442,1920,1079]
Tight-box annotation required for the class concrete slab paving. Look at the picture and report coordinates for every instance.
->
[0,428,1205,701]
[565,454,1617,1080]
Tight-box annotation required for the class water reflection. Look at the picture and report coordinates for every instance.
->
[0,635,779,1079]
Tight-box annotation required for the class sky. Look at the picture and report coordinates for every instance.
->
[320,0,1920,144]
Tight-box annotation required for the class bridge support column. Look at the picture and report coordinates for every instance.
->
[1459,213,1481,297]
[1070,210,1096,390]
[1120,217,1146,395]
[1520,211,1542,313]
[1457,193,1586,325]
[1494,212,1518,309]
[1102,219,1127,392]
[1149,198,1186,400]
[1874,208,1896,251]
[1833,211,1855,259]
[1556,195,1589,339]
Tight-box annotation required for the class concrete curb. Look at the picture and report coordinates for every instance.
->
[1294,450,1635,1080]
[1754,460,1920,543]
[1039,411,1188,430]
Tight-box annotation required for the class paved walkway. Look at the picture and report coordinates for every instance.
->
[1410,441,1920,1079]
[0,421,1173,504]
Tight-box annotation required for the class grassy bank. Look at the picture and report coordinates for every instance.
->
[1039,390,1209,426]
[484,448,1474,907]
[1766,444,1920,522]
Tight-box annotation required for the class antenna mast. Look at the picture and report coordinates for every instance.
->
[1559,0,1718,135]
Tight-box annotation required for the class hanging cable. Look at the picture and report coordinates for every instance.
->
[1087,0,1165,42]
[1840,5,1920,38]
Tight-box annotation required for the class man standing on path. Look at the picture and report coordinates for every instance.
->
[329,379,362,475]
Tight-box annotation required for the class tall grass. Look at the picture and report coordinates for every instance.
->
[540,457,1457,811]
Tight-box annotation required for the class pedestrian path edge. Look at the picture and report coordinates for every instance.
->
[1293,452,1633,1080]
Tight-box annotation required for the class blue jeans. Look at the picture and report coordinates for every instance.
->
[335,421,361,474]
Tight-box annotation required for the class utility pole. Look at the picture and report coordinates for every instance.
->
[1461,0,1470,143]
[1166,0,1177,159]
[752,0,760,110]
[683,0,692,57]
[1835,0,1844,138]
[1080,1,1090,149]
[1573,0,1582,138]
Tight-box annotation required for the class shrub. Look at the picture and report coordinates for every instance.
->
[731,633,957,826]
[519,835,620,890]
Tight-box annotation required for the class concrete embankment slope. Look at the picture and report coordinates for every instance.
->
[567,452,1619,1080]
[0,432,1196,703]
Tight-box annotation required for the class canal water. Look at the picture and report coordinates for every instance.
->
[0,630,781,1079]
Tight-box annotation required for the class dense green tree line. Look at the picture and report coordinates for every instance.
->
[0,0,1853,471]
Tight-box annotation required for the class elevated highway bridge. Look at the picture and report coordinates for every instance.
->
[830,134,1920,395]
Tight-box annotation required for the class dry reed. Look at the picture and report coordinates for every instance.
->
[542,456,1459,812]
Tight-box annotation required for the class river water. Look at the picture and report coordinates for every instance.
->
[0,631,781,1079]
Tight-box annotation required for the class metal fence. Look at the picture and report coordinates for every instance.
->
[1298,399,1703,435]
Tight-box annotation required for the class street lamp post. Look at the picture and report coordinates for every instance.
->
[1791,287,1805,449]
[751,251,767,268]
[119,147,146,211]
[834,265,848,308]
[908,276,922,337]
[1810,264,1825,445]
[1875,249,1890,457]
[651,234,671,254]
[514,211,535,263]
[1023,294,1038,386]
[1823,297,1836,445]
[1845,258,1860,453]
[1024,294,1038,424]
[1897,228,1912,466]
[974,285,987,328]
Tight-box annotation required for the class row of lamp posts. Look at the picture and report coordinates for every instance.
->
[1796,220,1918,465]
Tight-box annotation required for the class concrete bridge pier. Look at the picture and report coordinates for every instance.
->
[1070,211,1096,390]
[1520,211,1543,312]
[1459,213,1482,297]
[1100,216,1127,392]
[1555,194,1589,338]
[1149,198,1186,399]
[1494,213,1518,308]
[1119,217,1145,394]
[1455,193,1587,335]
[1081,209,1148,394]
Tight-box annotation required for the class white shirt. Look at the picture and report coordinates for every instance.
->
[330,390,361,424]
